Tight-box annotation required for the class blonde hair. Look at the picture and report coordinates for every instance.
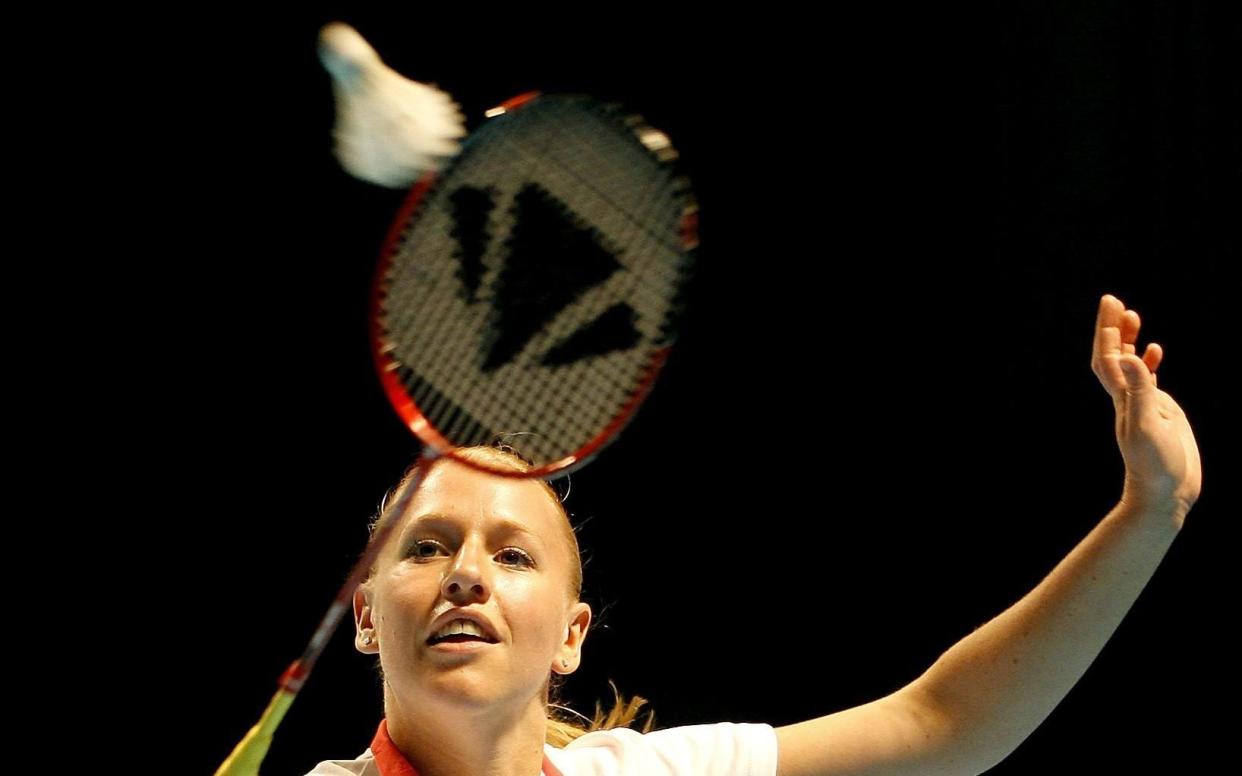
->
[365,444,656,744]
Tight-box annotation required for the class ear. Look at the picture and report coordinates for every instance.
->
[353,582,379,654]
[554,601,592,674]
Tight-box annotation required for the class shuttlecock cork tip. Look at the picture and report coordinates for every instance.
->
[318,22,380,83]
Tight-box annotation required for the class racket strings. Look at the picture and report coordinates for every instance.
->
[376,97,694,469]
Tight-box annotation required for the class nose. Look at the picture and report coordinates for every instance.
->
[441,536,491,603]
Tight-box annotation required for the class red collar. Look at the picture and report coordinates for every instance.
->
[371,719,563,776]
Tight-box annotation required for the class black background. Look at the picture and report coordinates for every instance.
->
[111,2,1236,774]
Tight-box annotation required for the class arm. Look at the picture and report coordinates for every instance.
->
[776,294,1202,776]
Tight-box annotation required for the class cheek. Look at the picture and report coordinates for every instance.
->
[376,581,433,638]
[498,579,567,648]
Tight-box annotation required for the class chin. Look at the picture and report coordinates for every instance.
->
[426,674,547,716]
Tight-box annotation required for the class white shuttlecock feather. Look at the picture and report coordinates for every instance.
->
[318,22,466,188]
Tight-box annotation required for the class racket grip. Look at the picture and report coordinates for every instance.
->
[213,675,298,776]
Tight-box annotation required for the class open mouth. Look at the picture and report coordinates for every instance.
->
[426,616,500,645]
[426,633,498,646]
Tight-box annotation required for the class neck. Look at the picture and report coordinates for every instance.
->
[383,684,549,776]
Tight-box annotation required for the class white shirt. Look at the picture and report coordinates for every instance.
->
[305,718,779,776]
[546,721,779,776]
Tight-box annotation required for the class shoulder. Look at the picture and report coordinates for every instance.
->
[302,747,378,776]
[545,722,777,776]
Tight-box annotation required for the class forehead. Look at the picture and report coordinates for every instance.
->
[400,460,566,545]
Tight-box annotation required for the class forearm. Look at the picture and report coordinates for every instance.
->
[912,500,1184,770]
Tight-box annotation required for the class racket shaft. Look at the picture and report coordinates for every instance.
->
[216,460,430,775]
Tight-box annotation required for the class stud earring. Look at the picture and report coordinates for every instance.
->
[363,635,373,646]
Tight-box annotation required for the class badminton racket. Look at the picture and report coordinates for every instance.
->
[216,42,697,776]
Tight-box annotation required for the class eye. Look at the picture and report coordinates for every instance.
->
[406,540,534,568]
[408,539,446,560]
[499,547,535,568]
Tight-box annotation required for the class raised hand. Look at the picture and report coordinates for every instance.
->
[1091,294,1201,523]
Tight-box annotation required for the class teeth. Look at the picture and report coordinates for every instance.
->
[433,619,490,641]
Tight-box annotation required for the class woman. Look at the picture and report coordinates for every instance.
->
[306,293,1201,776]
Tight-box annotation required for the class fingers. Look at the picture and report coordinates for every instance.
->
[1143,342,1163,387]
[1120,308,1141,357]
[1093,294,1126,393]
[1093,294,1124,367]
[1095,294,1161,389]
[1143,341,1163,370]
[1093,296,1123,388]
[1096,325,1126,402]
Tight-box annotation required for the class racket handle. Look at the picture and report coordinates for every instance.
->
[213,668,299,776]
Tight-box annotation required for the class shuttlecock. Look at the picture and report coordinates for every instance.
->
[318,22,466,187]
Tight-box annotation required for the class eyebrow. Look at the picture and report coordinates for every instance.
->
[402,513,546,547]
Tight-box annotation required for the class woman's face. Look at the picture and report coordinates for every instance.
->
[354,459,591,714]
